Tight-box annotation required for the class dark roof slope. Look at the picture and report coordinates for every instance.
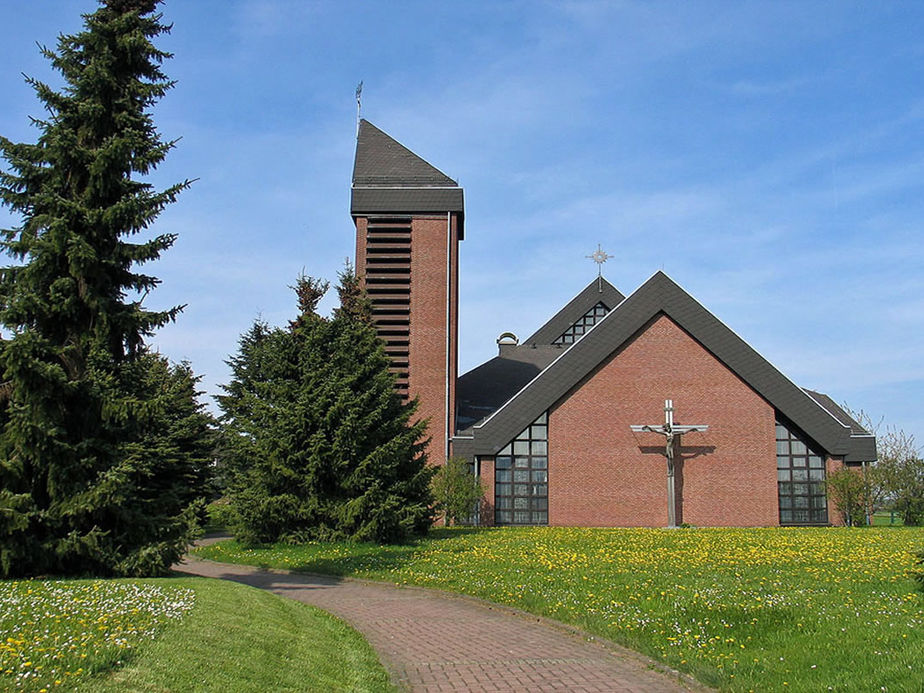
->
[801,389,869,435]
[351,120,465,222]
[456,345,564,429]
[352,120,458,187]
[525,278,625,345]
[458,271,873,462]
[803,389,877,462]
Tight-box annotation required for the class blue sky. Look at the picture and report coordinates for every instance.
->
[1,1,923,447]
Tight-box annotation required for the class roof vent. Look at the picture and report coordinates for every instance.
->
[497,332,519,356]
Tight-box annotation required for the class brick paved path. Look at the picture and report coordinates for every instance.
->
[175,553,707,692]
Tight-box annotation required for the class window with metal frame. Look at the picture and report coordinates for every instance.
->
[554,302,609,345]
[494,412,549,525]
[776,420,828,525]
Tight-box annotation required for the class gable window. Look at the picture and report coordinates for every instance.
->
[776,421,828,525]
[554,302,609,345]
[494,412,548,525]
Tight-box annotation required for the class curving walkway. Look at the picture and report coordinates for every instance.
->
[175,552,708,693]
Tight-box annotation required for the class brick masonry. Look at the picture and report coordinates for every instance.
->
[407,214,459,464]
[538,314,837,527]
[354,216,367,273]
[478,456,495,526]
[356,213,460,466]
[359,216,846,528]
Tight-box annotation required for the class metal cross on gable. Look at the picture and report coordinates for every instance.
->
[630,399,709,528]
[586,243,611,292]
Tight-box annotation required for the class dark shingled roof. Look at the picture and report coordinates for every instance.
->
[456,345,564,429]
[455,271,876,463]
[351,120,464,224]
[353,120,458,187]
[526,278,625,345]
[801,389,869,436]
[802,389,877,462]
[456,278,625,429]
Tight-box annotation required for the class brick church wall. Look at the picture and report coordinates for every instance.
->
[356,213,460,466]
[548,315,780,527]
[825,456,847,526]
[354,216,368,271]
[408,215,459,464]
[478,457,495,526]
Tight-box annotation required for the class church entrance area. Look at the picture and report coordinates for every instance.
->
[494,412,549,525]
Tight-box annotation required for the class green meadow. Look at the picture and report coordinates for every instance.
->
[197,526,924,693]
[1,577,393,693]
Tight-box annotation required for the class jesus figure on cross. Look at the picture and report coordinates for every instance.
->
[630,400,708,528]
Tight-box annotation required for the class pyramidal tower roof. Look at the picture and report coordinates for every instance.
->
[351,120,464,222]
[353,120,458,187]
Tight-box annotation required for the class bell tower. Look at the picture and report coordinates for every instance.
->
[350,120,464,460]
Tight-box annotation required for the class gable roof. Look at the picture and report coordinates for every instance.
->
[455,271,875,463]
[525,277,625,345]
[351,120,464,221]
[456,277,625,429]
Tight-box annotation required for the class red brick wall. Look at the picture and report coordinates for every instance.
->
[354,217,367,272]
[478,456,495,526]
[547,315,780,527]
[826,456,846,526]
[407,214,457,464]
[355,213,459,466]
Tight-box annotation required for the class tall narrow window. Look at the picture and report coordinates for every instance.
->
[776,421,828,525]
[554,302,609,345]
[494,412,548,525]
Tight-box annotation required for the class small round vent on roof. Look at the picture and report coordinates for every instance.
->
[496,332,519,346]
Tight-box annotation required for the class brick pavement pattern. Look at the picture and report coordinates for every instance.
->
[176,554,706,692]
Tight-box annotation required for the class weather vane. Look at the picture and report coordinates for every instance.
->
[355,81,363,136]
[586,243,610,291]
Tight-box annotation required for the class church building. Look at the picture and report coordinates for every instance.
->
[350,120,877,529]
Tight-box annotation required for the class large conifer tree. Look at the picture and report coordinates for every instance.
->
[0,0,207,576]
[219,270,433,545]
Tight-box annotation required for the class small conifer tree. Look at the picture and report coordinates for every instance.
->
[0,0,208,576]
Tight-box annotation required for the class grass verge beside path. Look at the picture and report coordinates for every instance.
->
[196,526,924,693]
[2,577,394,693]
[82,578,394,693]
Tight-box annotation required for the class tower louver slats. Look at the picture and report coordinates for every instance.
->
[366,219,412,398]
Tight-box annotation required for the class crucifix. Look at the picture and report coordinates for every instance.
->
[630,399,708,528]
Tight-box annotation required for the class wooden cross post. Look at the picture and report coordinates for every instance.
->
[631,399,708,528]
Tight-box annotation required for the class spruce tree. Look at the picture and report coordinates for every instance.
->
[0,0,206,576]
[326,267,433,541]
[220,270,433,544]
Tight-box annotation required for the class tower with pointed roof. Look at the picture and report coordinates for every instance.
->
[351,120,464,461]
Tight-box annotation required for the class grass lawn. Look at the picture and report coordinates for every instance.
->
[1,577,394,693]
[873,511,905,527]
[197,526,924,692]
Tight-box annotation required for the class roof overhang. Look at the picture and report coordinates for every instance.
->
[351,186,465,229]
